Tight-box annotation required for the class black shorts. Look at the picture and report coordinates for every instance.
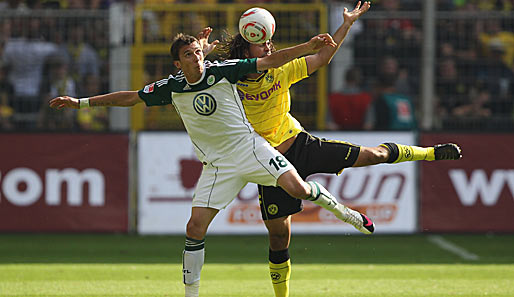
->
[259,131,361,220]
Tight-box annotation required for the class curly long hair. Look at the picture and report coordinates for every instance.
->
[217,31,276,60]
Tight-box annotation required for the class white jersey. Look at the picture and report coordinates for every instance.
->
[138,59,259,163]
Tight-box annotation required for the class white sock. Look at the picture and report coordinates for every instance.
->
[185,281,200,297]
[183,249,204,283]
[307,181,367,231]
[307,181,349,219]
[183,237,205,297]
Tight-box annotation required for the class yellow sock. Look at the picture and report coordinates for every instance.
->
[381,143,435,163]
[269,259,291,297]
[394,144,434,162]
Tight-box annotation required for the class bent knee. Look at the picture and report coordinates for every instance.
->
[284,183,310,199]
[266,220,291,250]
[186,219,208,239]
[268,232,290,250]
[277,172,310,199]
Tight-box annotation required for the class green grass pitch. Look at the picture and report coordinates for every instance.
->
[0,234,513,296]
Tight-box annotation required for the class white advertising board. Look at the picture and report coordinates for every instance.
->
[138,132,417,234]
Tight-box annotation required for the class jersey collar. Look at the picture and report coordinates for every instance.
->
[244,70,268,82]
[185,64,207,85]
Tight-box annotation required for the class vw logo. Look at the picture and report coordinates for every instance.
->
[193,93,217,116]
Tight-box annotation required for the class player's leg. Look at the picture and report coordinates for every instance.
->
[353,143,462,167]
[351,145,390,166]
[264,216,292,297]
[183,162,245,297]
[183,206,218,297]
[379,142,462,164]
[259,179,302,297]
[272,133,374,234]
[277,170,374,234]
[250,132,374,234]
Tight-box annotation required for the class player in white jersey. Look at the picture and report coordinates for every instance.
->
[49,32,374,297]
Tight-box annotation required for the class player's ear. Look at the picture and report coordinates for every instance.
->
[173,60,181,69]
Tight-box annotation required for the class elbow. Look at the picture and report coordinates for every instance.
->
[128,99,139,107]
[321,54,332,66]
[128,93,141,106]
[310,53,331,70]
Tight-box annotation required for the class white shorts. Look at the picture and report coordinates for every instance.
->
[192,133,296,209]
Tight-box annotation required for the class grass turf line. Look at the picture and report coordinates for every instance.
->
[0,234,513,296]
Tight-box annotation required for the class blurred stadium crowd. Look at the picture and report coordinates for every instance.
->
[0,0,512,131]
[339,0,514,131]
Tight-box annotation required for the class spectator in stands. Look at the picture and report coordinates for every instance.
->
[0,0,29,10]
[477,19,514,69]
[354,0,421,95]
[363,55,416,130]
[89,0,112,10]
[340,67,363,94]
[40,0,64,9]
[64,0,111,10]
[76,74,109,131]
[0,19,11,44]
[38,54,76,130]
[475,40,514,117]
[437,18,479,64]
[328,67,372,130]
[372,55,411,97]
[65,23,100,82]
[447,0,480,11]
[435,57,471,117]
[451,86,492,118]
[451,0,514,11]
[67,0,86,9]
[2,18,58,129]
[0,63,14,130]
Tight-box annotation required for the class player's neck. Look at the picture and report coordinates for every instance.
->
[183,70,202,84]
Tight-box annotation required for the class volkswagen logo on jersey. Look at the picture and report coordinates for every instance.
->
[193,93,217,116]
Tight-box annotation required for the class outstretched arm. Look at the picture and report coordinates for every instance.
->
[49,91,142,109]
[305,1,370,75]
[256,33,337,71]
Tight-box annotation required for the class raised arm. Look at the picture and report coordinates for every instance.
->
[256,33,337,72]
[305,1,370,75]
[197,27,219,57]
[49,91,142,109]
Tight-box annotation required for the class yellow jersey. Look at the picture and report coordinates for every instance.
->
[237,57,309,147]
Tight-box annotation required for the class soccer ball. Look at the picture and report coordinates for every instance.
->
[239,7,276,44]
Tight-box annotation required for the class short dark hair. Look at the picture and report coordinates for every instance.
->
[170,33,199,61]
[218,32,275,60]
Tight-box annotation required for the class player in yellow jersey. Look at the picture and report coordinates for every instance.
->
[202,2,461,297]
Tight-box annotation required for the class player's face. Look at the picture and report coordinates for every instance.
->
[248,40,272,59]
[175,41,204,82]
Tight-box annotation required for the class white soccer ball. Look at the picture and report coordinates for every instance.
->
[239,7,276,44]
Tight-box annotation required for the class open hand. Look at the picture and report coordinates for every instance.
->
[344,1,371,25]
[308,33,337,51]
[49,96,79,109]
[197,27,219,56]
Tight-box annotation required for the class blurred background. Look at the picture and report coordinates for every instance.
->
[0,0,512,235]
